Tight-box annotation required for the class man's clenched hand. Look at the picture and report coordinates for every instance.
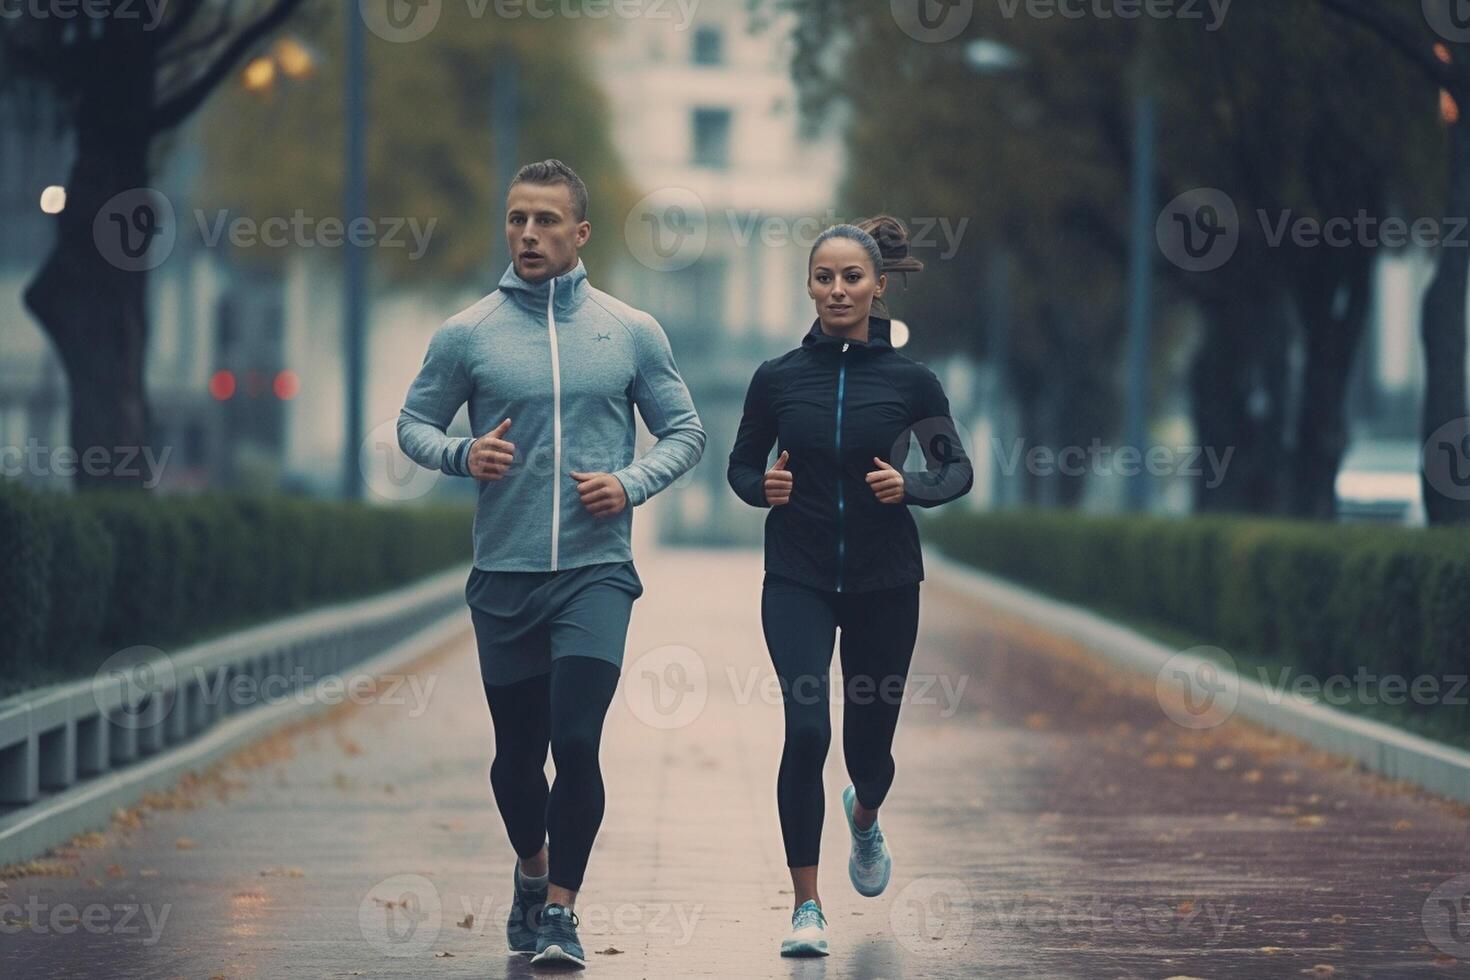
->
[469,418,515,481]
[570,470,628,518]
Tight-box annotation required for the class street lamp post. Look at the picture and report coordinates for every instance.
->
[964,39,1025,511]
[342,8,367,500]
[1121,31,1156,513]
[491,48,520,282]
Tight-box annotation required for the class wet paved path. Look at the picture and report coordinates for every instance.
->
[3,548,1469,979]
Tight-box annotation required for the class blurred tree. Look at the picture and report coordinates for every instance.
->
[764,1,1437,517]
[1318,0,1470,526]
[197,6,633,289]
[1167,4,1438,518]
[1,0,314,491]
[1,1,633,492]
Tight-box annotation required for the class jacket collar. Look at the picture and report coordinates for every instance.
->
[497,258,590,318]
[801,313,893,353]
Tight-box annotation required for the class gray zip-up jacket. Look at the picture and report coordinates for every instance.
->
[397,259,705,571]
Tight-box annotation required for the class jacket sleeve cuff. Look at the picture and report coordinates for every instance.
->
[448,437,474,477]
[612,468,647,507]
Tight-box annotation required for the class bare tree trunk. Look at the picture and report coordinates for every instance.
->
[1191,292,1292,514]
[1420,117,1470,525]
[24,139,153,491]
[20,16,157,491]
[1287,248,1372,520]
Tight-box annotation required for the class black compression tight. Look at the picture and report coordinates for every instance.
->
[760,573,921,868]
[481,656,621,892]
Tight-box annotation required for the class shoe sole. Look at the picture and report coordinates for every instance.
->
[780,939,830,957]
[531,944,587,968]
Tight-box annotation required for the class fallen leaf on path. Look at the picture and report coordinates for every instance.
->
[597,947,624,955]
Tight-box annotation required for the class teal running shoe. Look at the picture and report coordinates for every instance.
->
[507,863,546,954]
[843,784,892,897]
[780,899,829,957]
[531,902,586,968]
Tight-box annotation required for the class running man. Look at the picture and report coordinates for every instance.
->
[397,159,705,968]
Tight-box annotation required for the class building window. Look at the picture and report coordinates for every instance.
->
[693,27,722,66]
[692,108,731,169]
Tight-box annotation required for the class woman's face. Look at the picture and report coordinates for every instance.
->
[808,238,886,333]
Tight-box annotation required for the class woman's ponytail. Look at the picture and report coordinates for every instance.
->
[855,215,923,318]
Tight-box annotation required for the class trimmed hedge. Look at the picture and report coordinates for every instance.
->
[0,481,472,689]
[926,508,1470,732]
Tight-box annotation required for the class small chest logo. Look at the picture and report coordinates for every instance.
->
[594,332,611,342]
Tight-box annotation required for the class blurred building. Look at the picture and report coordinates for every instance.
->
[592,5,845,545]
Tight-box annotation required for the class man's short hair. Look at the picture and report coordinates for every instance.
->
[510,159,589,222]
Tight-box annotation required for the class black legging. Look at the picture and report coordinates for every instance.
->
[760,572,921,868]
[482,656,621,891]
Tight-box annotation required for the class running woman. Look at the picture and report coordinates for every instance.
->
[727,218,972,957]
[398,159,705,968]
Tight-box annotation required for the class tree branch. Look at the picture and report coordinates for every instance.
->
[1317,0,1463,96]
[153,0,209,48]
[150,0,308,134]
[158,7,236,69]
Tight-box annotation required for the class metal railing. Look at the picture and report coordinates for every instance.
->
[0,565,468,809]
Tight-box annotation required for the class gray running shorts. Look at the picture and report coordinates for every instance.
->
[466,560,644,686]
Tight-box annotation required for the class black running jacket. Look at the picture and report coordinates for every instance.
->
[727,316,974,593]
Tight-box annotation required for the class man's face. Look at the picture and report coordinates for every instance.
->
[505,181,590,282]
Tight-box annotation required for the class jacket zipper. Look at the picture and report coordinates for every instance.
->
[835,341,848,592]
[547,279,562,570]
